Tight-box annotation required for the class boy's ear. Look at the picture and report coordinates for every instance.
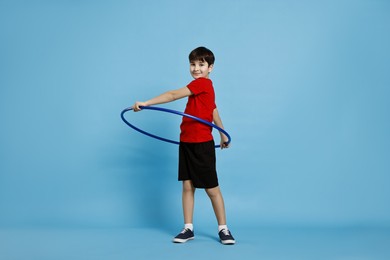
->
[208,64,214,73]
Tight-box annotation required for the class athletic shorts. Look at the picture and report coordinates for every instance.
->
[178,140,219,189]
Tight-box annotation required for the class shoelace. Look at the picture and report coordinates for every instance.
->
[180,228,190,234]
[221,229,230,236]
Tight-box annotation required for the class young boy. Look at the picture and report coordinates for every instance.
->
[132,47,235,245]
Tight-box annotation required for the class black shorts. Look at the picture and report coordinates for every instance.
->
[178,140,219,189]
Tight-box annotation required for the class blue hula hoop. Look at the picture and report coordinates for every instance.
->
[120,106,231,148]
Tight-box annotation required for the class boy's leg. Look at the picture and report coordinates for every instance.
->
[206,186,236,245]
[205,186,226,225]
[182,180,196,224]
[173,180,195,243]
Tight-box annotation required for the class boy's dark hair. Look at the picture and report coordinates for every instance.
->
[189,46,215,65]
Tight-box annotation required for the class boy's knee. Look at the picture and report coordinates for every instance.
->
[182,181,195,193]
[205,186,221,198]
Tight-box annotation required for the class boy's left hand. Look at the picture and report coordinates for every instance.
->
[220,139,230,149]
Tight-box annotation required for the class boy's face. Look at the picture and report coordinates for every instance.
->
[190,59,213,79]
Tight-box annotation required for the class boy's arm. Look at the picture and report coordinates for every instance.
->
[213,108,230,149]
[133,87,192,111]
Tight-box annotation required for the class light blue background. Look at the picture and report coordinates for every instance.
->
[1,0,389,232]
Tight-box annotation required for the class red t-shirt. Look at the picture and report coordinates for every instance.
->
[180,77,216,143]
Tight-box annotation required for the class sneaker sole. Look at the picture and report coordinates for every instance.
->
[172,237,194,243]
[220,239,235,245]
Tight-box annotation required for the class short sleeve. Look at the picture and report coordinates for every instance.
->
[187,78,212,95]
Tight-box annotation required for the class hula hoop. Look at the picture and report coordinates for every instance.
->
[121,106,231,148]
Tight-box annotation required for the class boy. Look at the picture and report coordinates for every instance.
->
[132,47,235,245]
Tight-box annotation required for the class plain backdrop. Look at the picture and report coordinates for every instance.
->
[1,0,389,230]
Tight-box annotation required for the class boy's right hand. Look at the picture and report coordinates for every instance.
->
[132,101,147,112]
